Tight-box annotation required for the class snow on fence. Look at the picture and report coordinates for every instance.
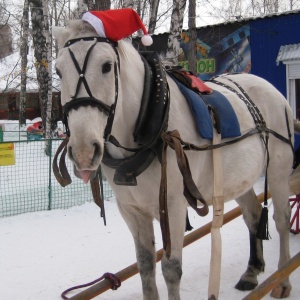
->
[0,124,114,217]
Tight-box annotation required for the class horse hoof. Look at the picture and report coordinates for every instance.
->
[235,279,257,291]
[270,285,291,298]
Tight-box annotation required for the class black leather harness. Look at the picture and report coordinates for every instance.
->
[62,37,170,186]
[63,37,119,141]
[55,37,294,255]
[102,51,170,185]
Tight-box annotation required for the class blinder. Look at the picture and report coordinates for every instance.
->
[61,37,119,140]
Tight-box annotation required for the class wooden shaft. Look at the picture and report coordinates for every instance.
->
[69,192,269,300]
[242,251,300,300]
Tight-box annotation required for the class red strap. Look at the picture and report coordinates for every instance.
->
[181,70,212,94]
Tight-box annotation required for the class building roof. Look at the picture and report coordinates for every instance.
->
[208,9,300,28]
[152,9,300,36]
[276,43,300,65]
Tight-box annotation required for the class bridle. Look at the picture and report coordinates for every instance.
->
[62,37,119,141]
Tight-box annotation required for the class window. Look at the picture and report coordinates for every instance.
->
[276,44,300,119]
[296,79,300,119]
[286,63,300,119]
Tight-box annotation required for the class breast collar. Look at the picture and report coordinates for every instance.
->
[102,51,170,186]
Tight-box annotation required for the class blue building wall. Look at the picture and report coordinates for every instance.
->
[249,12,300,97]
[138,11,300,98]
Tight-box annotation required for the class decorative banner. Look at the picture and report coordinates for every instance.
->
[178,24,251,80]
[0,143,15,166]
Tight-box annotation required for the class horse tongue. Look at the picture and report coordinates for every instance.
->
[77,170,91,184]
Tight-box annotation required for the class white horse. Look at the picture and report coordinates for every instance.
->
[53,20,295,300]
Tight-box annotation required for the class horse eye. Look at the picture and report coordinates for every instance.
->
[102,62,112,74]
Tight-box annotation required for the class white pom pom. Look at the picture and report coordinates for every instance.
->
[141,35,153,46]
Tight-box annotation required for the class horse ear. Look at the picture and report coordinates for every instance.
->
[52,26,66,49]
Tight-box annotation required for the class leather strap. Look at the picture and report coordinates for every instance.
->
[53,139,106,225]
[90,172,106,225]
[159,140,171,257]
[160,130,209,257]
[161,130,209,217]
[52,137,72,187]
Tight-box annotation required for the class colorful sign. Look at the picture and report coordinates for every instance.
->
[0,143,15,166]
[178,24,251,80]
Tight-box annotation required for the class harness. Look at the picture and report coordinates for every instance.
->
[102,51,170,186]
[63,37,119,141]
[53,37,294,257]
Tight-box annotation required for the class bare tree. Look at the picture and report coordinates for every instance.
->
[188,0,196,74]
[29,0,51,135]
[73,0,88,18]
[83,0,94,10]
[123,0,134,8]
[19,0,30,126]
[148,0,160,34]
[288,0,300,9]
[165,0,187,65]
[94,0,111,10]
[43,0,53,140]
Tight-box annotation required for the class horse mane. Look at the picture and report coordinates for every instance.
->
[117,39,141,66]
[54,20,103,49]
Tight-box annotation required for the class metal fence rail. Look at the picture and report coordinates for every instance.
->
[0,138,114,218]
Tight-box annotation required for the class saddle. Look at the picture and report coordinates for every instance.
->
[103,54,241,186]
[167,67,241,140]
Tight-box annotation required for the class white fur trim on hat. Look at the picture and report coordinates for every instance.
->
[141,35,153,46]
[82,12,106,37]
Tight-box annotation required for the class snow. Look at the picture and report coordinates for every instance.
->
[1,6,298,298]
[0,176,299,299]
[0,49,60,92]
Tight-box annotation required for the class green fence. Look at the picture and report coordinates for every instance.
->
[0,137,114,218]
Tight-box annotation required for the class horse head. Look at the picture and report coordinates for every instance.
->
[53,20,145,183]
[53,20,120,183]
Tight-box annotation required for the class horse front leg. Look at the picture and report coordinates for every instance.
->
[235,188,265,290]
[269,178,292,298]
[117,201,159,300]
[161,201,187,300]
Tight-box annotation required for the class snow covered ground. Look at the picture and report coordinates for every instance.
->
[0,176,299,300]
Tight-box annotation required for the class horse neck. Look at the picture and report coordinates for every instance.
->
[112,41,145,148]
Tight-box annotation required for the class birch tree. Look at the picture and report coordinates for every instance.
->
[94,0,111,10]
[73,0,88,18]
[19,0,29,126]
[148,0,160,34]
[29,0,51,136]
[43,0,53,140]
[123,0,134,8]
[188,0,196,74]
[165,0,187,65]
[83,0,94,10]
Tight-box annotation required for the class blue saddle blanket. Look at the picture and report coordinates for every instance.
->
[173,78,241,140]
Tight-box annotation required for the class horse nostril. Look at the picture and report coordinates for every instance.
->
[68,146,74,162]
[92,142,101,164]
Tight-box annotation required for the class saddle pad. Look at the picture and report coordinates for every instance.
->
[173,78,241,140]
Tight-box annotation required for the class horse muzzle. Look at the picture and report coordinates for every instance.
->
[67,139,103,183]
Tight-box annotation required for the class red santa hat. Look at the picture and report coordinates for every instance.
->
[82,8,153,46]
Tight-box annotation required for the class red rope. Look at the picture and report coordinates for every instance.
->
[61,272,121,299]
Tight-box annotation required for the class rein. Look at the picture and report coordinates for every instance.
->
[55,36,121,226]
